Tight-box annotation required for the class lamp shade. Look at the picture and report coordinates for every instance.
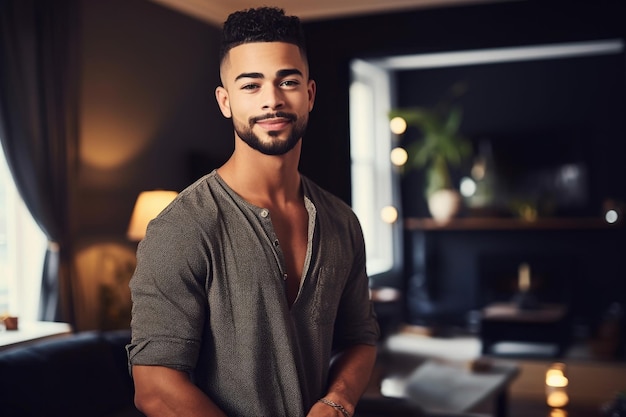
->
[127,190,178,241]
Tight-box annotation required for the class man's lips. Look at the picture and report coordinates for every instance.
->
[252,112,296,131]
[255,118,291,130]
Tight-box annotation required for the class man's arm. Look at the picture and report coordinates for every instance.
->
[308,343,377,417]
[132,365,227,417]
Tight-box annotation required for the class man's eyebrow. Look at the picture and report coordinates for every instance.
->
[234,72,264,82]
[277,68,303,78]
[234,69,304,83]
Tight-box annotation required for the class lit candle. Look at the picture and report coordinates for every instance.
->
[550,408,568,417]
[547,390,569,408]
[546,373,568,388]
[518,263,531,293]
[546,363,569,408]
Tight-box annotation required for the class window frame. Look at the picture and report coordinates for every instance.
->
[349,59,403,286]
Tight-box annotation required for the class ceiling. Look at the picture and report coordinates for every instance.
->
[148,0,497,26]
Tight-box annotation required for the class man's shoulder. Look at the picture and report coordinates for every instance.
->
[301,176,351,211]
[301,176,361,231]
[156,171,223,223]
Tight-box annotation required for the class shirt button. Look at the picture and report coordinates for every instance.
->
[260,209,269,218]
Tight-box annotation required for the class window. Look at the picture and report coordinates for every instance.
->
[0,144,47,323]
[349,59,402,283]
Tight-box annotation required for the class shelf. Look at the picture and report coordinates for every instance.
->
[404,217,622,231]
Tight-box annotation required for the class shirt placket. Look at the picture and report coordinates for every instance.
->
[258,208,289,287]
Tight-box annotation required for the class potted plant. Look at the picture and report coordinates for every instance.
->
[389,85,472,222]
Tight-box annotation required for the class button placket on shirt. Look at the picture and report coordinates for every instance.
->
[258,208,288,282]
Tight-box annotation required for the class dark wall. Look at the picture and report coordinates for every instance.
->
[405,227,626,326]
[396,53,626,218]
[75,0,231,242]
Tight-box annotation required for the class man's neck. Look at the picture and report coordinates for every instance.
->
[217,141,303,209]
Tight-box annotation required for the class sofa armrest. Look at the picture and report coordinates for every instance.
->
[0,330,138,417]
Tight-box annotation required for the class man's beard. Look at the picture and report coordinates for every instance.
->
[234,111,307,156]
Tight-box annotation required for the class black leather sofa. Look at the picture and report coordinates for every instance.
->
[0,329,143,417]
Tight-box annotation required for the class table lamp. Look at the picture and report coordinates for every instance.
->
[127,190,178,241]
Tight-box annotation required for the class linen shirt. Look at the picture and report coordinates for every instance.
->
[127,170,379,417]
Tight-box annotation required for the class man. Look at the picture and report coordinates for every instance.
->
[127,7,379,417]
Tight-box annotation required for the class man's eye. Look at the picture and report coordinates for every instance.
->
[280,80,300,88]
[241,84,259,90]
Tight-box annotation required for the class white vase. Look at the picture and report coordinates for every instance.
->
[427,189,461,223]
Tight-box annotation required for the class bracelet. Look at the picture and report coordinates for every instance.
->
[318,398,351,417]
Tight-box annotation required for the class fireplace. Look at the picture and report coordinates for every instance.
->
[474,253,579,356]
[477,252,578,310]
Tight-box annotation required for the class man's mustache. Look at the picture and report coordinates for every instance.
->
[251,112,297,124]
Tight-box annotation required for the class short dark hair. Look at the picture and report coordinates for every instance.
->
[219,7,307,64]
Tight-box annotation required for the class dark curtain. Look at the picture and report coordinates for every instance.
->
[0,0,78,323]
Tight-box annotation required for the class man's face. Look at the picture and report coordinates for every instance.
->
[216,42,316,155]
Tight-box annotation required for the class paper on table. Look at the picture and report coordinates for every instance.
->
[403,360,513,413]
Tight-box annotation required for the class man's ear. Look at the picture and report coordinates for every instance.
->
[307,79,316,112]
[215,86,232,118]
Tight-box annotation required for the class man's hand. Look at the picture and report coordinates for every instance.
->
[306,344,377,417]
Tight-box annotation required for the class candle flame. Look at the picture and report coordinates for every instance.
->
[518,262,531,292]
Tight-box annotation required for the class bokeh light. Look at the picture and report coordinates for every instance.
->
[471,157,486,180]
[460,177,477,197]
[389,116,407,135]
[605,209,619,224]
[390,147,409,166]
[380,206,399,224]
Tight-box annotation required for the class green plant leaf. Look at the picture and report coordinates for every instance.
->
[444,107,462,136]
[389,83,473,197]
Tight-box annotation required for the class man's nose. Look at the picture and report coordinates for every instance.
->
[262,86,285,110]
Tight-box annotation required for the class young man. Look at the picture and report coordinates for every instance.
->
[127,7,379,417]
